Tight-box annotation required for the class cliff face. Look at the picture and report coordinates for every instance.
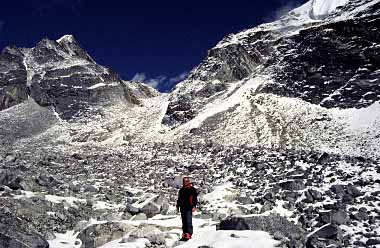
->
[163,0,380,127]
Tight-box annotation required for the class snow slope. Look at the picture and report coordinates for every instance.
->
[27,76,380,158]
[312,0,349,18]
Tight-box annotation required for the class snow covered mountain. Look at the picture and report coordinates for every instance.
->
[0,35,161,145]
[1,0,380,248]
[161,0,380,157]
[0,35,149,120]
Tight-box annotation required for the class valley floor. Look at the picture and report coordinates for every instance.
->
[1,139,379,247]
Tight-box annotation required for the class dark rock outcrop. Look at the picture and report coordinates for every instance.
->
[264,15,380,109]
[0,46,28,111]
[0,205,49,248]
[218,214,306,247]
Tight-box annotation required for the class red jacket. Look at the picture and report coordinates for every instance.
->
[177,184,198,211]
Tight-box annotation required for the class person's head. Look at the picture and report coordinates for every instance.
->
[183,176,191,186]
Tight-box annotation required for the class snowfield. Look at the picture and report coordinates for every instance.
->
[175,230,279,248]
[312,0,350,18]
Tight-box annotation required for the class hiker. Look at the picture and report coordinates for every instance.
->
[176,176,198,241]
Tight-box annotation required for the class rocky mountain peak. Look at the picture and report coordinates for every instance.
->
[0,36,158,120]
[56,34,95,62]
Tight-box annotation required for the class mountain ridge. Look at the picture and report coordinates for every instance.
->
[0,35,159,121]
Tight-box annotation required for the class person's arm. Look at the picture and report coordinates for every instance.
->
[176,189,181,212]
[192,188,198,211]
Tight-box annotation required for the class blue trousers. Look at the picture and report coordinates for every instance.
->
[180,210,193,235]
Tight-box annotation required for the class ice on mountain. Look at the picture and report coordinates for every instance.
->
[56,34,76,44]
[289,0,350,21]
[312,0,349,18]
[87,83,107,89]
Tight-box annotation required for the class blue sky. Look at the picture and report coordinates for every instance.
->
[0,0,306,91]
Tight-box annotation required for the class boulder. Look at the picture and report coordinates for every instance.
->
[125,204,140,215]
[330,185,345,196]
[218,214,306,247]
[130,213,148,221]
[308,189,323,201]
[351,210,369,221]
[237,196,254,204]
[139,195,170,218]
[98,212,123,222]
[84,185,99,193]
[74,220,89,233]
[76,222,135,248]
[279,180,305,191]
[37,173,61,188]
[317,152,330,165]
[0,170,35,191]
[346,184,362,198]
[306,224,343,248]
[307,224,341,240]
[319,210,349,225]
[0,232,49,248]
[0,223,49,248]
[4,154,17,163]
[128,225,165,245]
[164,176,183,189]
[366,239,380,246]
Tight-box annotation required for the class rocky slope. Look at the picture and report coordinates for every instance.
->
[0,0,380,248]
[162,0,380,155]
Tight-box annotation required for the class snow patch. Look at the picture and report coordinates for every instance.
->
[202,182,241,215]
[88,82,119,89]
[333,102,380,131]
[48,231,81,248]
[312,0,349,18]
[56,35,76,44]
[88,83,106,89]
[100,238,150,248]
[182,77,262,130]
[175,230,279,248]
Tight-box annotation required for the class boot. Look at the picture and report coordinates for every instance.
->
[179,233,188,241]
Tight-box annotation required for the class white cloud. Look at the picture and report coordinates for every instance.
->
[264,1,304,22]
[131,72,147,82]
[131,72,166,88]
[145,75,167,88]
[169,71,188,84]
[130,71,188,90]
